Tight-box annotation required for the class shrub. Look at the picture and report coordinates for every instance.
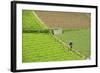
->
[23,29,50,33]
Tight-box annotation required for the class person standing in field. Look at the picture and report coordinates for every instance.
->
[68,41,73,51]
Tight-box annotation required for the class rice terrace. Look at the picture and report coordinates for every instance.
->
[22,10,91,63]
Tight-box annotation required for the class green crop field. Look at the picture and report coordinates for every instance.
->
[22,10,47,30]
[22,10,90,63]
[22,33,83,62]
[56,29,90,59]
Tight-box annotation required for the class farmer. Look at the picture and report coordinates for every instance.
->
[68,41,73,51]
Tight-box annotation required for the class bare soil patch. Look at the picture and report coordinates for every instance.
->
[35,11,91,29]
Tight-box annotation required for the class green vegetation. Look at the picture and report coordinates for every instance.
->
[56,29,90,59]
[22,10,90,63]
[22,10,47,29]
[22,33,82,62]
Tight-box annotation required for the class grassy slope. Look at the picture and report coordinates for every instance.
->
[22,33,82,62]
[56,29,90,59]
[22,10,84,62]
[22,10,47,29]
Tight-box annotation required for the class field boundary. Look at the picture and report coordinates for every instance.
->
[32,11,48,29]
[50,34,86,59]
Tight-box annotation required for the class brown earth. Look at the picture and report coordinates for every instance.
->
[35,11,91,29]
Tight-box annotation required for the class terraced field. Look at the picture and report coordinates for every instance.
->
[22,10,89,63]
[22,33,82,62]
